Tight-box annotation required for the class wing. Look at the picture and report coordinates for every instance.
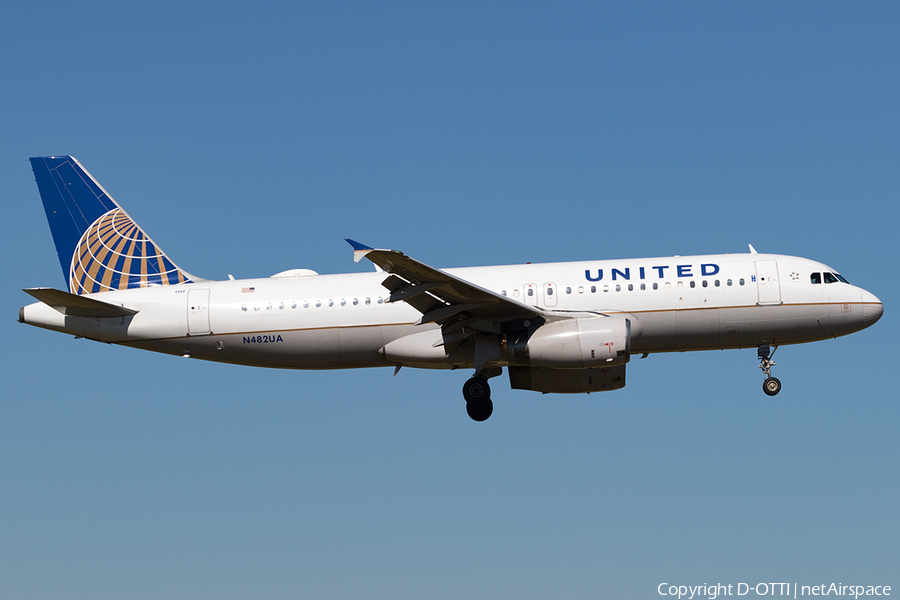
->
[346,240,545,338]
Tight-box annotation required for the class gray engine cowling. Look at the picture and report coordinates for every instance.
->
[508,364,626,393]
[506,316,631,369]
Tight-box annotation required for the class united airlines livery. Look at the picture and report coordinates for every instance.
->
[20,156,883,421]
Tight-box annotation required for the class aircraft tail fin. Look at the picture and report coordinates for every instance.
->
[29,156,196,295]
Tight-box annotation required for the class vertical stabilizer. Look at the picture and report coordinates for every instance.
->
[30,156,196,295]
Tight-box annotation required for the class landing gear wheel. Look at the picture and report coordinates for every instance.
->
[763,377,782,396]
[466,398,494,422]
[462,377,490,403]
[463,376,493,421]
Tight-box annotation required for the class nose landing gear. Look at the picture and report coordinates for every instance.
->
[758,345,782,396]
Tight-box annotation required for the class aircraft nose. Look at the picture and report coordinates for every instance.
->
[862,291,883,324]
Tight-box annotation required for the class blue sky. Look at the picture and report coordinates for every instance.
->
[1,2,897,598]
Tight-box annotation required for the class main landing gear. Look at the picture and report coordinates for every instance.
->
[462,367,501,422]
[463,376,492,421]
[758,344,782,396]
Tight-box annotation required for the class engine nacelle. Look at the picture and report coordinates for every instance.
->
[507,316,631,369]
[508,364,626,393]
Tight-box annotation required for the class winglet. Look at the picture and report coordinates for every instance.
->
[748,244,758,255]
[346,238,375,263]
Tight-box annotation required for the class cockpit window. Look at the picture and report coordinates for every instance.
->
[810,273,821,284]
[834,273,849,283]
[824,272,839,284]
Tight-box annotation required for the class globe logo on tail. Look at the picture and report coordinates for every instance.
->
[69,208,192,295]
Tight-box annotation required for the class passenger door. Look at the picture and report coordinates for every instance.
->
[755,261,782,306]
[187,289,211,335]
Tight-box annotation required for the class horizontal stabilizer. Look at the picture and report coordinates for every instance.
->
[23,287,138,318]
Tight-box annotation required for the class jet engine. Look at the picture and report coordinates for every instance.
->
[508,364,626,393]
[505,316,631,394]
[506,316,631,369]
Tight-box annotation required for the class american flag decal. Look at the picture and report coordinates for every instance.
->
[242,287,255,293]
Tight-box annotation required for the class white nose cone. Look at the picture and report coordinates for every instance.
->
[862,291,883,325]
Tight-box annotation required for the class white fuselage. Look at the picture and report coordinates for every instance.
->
[21,253,882,370]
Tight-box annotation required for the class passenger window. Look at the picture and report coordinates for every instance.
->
[353,298,358,305]
[316,300,322,308]
[702,280,708,288]
[727,279,732,286]
[689,281,695,288]
[640,283,646,291]
[527,288,534,297]
[590,285,596,293]
[714,280,720,287]
[824,272,838,284]
[513,289,520,297]
[377,297,384,304]
[501,290,507,296]
[328,300,334,307]
[340,299,346,306]
[565,287,572,294]
[279,302,285,309]
[578,286,584,294]
[291,301,297,309]
[739,278,745,286]
[810,273,821,284]
[547,288,554,296]
[627,284,633,291]
[303,300,309,308]
[241,304,247,312]
[603,285,609,293]
[653,283,659,290]
[615,284,622,292]
[665,282,671,290]
[365,297,371,305]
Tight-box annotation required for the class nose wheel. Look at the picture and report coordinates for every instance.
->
[763,376,782,396]
[758,345,782,396]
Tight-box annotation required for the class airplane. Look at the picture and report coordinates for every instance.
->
[19,156,883,421]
